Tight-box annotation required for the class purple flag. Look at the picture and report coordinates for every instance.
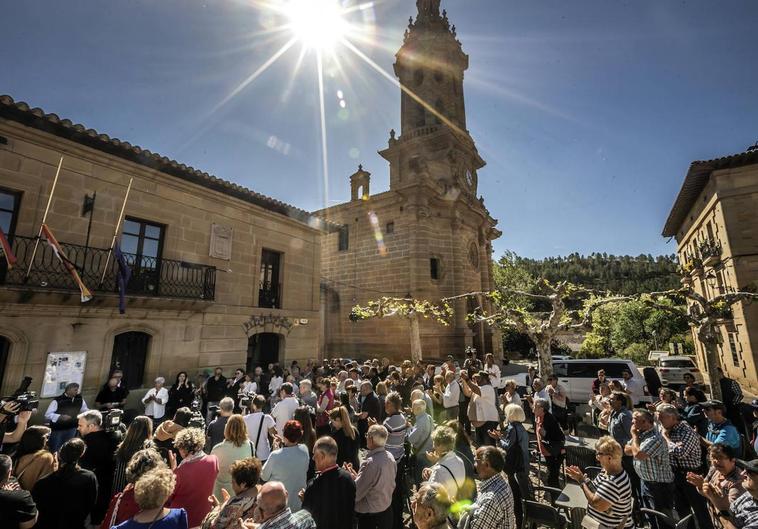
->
[114,241,131,314]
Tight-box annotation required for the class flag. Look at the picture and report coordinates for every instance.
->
[114,241,131,314]
[40,224,93,303]
[0,226,17,269]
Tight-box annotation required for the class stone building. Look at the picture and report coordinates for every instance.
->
[0,95,325,400]
[663,144,758,392]
[317,0,503,360]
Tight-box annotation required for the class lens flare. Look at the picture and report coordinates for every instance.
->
[284,0,348,51]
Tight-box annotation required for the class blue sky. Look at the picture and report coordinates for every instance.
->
[2,0,757,259]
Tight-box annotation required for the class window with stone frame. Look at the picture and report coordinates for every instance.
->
[0,187,21,238]
[430,257,440,280]
[386,222,395,235]
[728,332,741,367]
[338,224,349,252]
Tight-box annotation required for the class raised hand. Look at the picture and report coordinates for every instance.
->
[422,467,432,480]
[686,472,705,492]
[488,429,502,441]
[167,450,177,470]
[367,417,377,426]
[426,450,440,464]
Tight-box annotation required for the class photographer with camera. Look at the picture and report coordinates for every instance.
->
[44,382,87,452]
[77,410,117,525]
[0,401,32,451]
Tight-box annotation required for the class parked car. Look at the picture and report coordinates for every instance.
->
[512,359,652,406]
[552,359,652,406]
[655,355,704,387]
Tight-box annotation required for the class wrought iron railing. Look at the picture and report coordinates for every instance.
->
[699,239,722,265]
[258,281,281,309]
[1,235,215,301]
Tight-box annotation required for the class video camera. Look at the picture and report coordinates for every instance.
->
[103,409,124,434]
[238,392,255,412]
[1,376,39,414]
[188,397,206,429]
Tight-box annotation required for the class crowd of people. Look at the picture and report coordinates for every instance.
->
[1,351,758,529]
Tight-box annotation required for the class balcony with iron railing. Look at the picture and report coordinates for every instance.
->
[258,281,281,309]
[699,239,723,267]
[0,235,216,301]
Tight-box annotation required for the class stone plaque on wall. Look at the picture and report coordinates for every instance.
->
[209,223,233,260]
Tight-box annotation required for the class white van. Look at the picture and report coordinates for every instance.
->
[551,359,652,406]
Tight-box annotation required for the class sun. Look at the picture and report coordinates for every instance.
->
[284,0,348,51]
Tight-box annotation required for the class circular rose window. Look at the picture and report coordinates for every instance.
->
[468,241,479,270]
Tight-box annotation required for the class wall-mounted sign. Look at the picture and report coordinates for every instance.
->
[41,351,87,398]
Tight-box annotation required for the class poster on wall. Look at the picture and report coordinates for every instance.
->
[41,351,87,398]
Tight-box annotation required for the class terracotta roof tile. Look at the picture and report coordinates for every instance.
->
[0,94,335,231]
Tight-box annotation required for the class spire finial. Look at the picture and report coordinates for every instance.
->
[358,164,363,171]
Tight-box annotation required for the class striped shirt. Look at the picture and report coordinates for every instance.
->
[587,470,634,529]
[731,491,758,529]
[383,413,408,460]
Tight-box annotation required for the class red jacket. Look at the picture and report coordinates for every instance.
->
[100,485,139,529]
[168,454,219,527]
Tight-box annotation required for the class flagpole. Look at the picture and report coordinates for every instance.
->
[25,156,64,280]
[100,177,133,286]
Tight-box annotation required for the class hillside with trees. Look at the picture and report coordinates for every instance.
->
[493,251,691,363]
[505,252,681,295]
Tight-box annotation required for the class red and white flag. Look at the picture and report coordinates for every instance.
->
[41,224,93,302]
[0,226,17,269]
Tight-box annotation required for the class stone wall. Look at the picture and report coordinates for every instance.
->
[0,118,322,397]
[675,162,758,392]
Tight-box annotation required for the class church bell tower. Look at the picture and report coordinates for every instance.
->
[380,0,485,201]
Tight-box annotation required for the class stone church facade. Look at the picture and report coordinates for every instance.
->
[317,0,503,360]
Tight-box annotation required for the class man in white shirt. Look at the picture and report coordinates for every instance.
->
[271,382,300,436]
[141,377,169,422]
[244,395,277,461]
[621,369,645,406]
[441,372,460,421]
[45,382,88,452]
[484,354,502,391]
[422,426,466,501]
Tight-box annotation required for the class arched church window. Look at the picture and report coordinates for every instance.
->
[414,70,424,87]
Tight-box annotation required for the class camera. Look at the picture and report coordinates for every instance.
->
[188,397,206,429]
[2,376,39,414]
[103,409,124,433]
[238,392,254,412]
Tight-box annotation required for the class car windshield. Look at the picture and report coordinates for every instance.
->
[660,359,695,368]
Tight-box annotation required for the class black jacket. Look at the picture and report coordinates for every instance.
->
[32,466,98,529]
[359,392,382,421]
[205,375,227,402]
[538,411,565,457]
[80,430,116,524]
[302,467,356,529]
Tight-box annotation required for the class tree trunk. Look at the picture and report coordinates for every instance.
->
[701,331,723,401]
[536,338,553,378]
[409,313,423,364]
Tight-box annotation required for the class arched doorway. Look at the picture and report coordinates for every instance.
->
[247,333,281,372]
[111,331,151,389]
[0,336,9,391]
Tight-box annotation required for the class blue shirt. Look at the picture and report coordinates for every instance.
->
[707,419,741,451]
[609,408,633,447]
[115,508,188,529]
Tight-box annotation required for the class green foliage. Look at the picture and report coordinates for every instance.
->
[621,343,650,365]
[497,252,681,295]
[349,297,453,325]
[580,298,690,359]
